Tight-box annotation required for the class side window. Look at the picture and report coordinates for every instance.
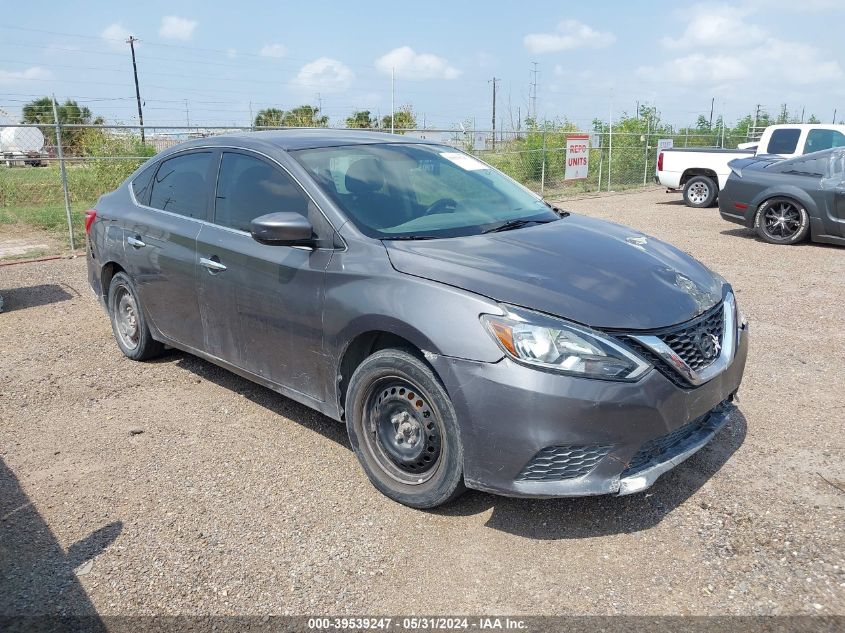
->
[214,152,310,232]
[766,129,801,154]
[804,129,845,153]
[148,152,213,219]
[131,163,155,205]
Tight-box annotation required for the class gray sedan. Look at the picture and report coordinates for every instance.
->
[86,130,748,508]
[719,147,845,246]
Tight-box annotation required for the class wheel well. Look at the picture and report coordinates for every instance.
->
[681,168,718,186]
[337,331,423,419]
[100,262,125,301]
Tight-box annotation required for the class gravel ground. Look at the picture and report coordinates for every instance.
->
[1,188,843,617]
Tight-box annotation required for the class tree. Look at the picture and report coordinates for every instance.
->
[254,105,328,128]
[22,97,93,126]
[254,108,285,127]
[346,110,377,129]
[381,106,417,133]
[21,96,97,154]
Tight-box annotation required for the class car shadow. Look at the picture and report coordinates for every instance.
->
[435,407,747,539]
[0,283,77,313]
[720,228,844,249]
[170,352,350,448]
[0,457,119,631]
[163,350,746,539]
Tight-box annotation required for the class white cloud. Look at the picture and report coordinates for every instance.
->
[260,43,287,58]
[523,20,615,54]
[0,66,53,84]
[226,48,237,59]
[637,54,750,85]
[101,23,131,50]
[293,57,354,93]
[375,46,461,80]
[159,16,197,41]
[661,4,765,50]
[638,4,842,92]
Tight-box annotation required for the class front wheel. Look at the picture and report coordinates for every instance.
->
[345,349,465,509]
[683,175,717,208]
[107,272,164,361]
[754,197,810,245]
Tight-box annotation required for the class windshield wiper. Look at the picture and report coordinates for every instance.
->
[480,218,555,234]
[545,201,571,217]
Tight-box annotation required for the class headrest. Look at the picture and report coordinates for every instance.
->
[345,158,384,194]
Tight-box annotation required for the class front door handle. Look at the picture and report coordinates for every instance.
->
[200,256,227,272]
[126,236,146,248]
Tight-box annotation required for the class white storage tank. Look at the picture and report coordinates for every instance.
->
[0,127,45,153]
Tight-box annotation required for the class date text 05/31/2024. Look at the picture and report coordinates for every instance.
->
[307,617,528,630]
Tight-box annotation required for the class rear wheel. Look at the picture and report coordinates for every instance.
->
[345,349,465,509]
[683,175,717,208]
[754,197,809,245]
[107,272,164,360]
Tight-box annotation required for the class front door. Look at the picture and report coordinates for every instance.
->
[195,150,335,400]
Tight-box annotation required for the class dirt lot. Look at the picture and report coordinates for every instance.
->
[1,189,844,617]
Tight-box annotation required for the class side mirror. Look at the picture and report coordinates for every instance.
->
[250,212,314,246]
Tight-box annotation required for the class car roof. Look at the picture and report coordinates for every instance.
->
[172,129,440,152]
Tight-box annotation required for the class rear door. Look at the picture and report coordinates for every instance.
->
[195,150,335,399]
[123,149,215,350]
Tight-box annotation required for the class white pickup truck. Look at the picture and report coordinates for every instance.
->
[656,124,845,207]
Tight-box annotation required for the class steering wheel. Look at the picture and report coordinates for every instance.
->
[422,197,458,216]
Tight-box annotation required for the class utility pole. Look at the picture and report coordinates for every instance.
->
[489,77,499,150]
[126,35,145,144]
[529,62,538,121]
[184,99,190,128]
[316,92,323,114]
[390,67,395,134]
[834,108,838,124]
[708,97,714,130]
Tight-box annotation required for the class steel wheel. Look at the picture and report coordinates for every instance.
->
[362,377,443,485]
[762,201,802,240]
[114,286,140,350]
[107,271,164,361]
[687,181,710,205]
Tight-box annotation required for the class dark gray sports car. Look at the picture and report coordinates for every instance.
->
[719,147,845,245]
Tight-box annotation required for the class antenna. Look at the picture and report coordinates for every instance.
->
[529,62,539,121]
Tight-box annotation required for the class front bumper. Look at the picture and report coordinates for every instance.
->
[430,325,748,498]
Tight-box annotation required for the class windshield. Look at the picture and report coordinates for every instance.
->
[291,143,557,239]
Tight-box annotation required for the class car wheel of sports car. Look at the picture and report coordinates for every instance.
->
[108,272,164,361]
[683,175,717,208]
[345,348,466,509]
[754,197,809,245]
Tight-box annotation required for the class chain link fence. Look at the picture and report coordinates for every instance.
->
[1,122,724,257]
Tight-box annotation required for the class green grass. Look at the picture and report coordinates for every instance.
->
[0,162,132,251]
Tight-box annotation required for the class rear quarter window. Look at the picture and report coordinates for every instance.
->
[766,129,801,154]
[131,164,155,205]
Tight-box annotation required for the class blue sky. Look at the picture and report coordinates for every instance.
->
[1,0,843,129]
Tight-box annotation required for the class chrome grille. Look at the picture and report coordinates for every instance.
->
[516,444,613,481]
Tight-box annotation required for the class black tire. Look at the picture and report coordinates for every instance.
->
[107,272,164,361]
[683,175,718,208]
[345,348,465,509]
[753,197,810,245]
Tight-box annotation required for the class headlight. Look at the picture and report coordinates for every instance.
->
[481,306,651,381]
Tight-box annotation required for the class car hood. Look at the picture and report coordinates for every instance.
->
[384,214,724,330]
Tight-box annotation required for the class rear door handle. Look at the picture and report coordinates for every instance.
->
[126,236,146,248]
[200,257,227,272]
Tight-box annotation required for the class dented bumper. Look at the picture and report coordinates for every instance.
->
[429,328,748,498]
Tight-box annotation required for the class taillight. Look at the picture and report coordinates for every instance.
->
[84,209,97,234]
[657,152,664,171]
